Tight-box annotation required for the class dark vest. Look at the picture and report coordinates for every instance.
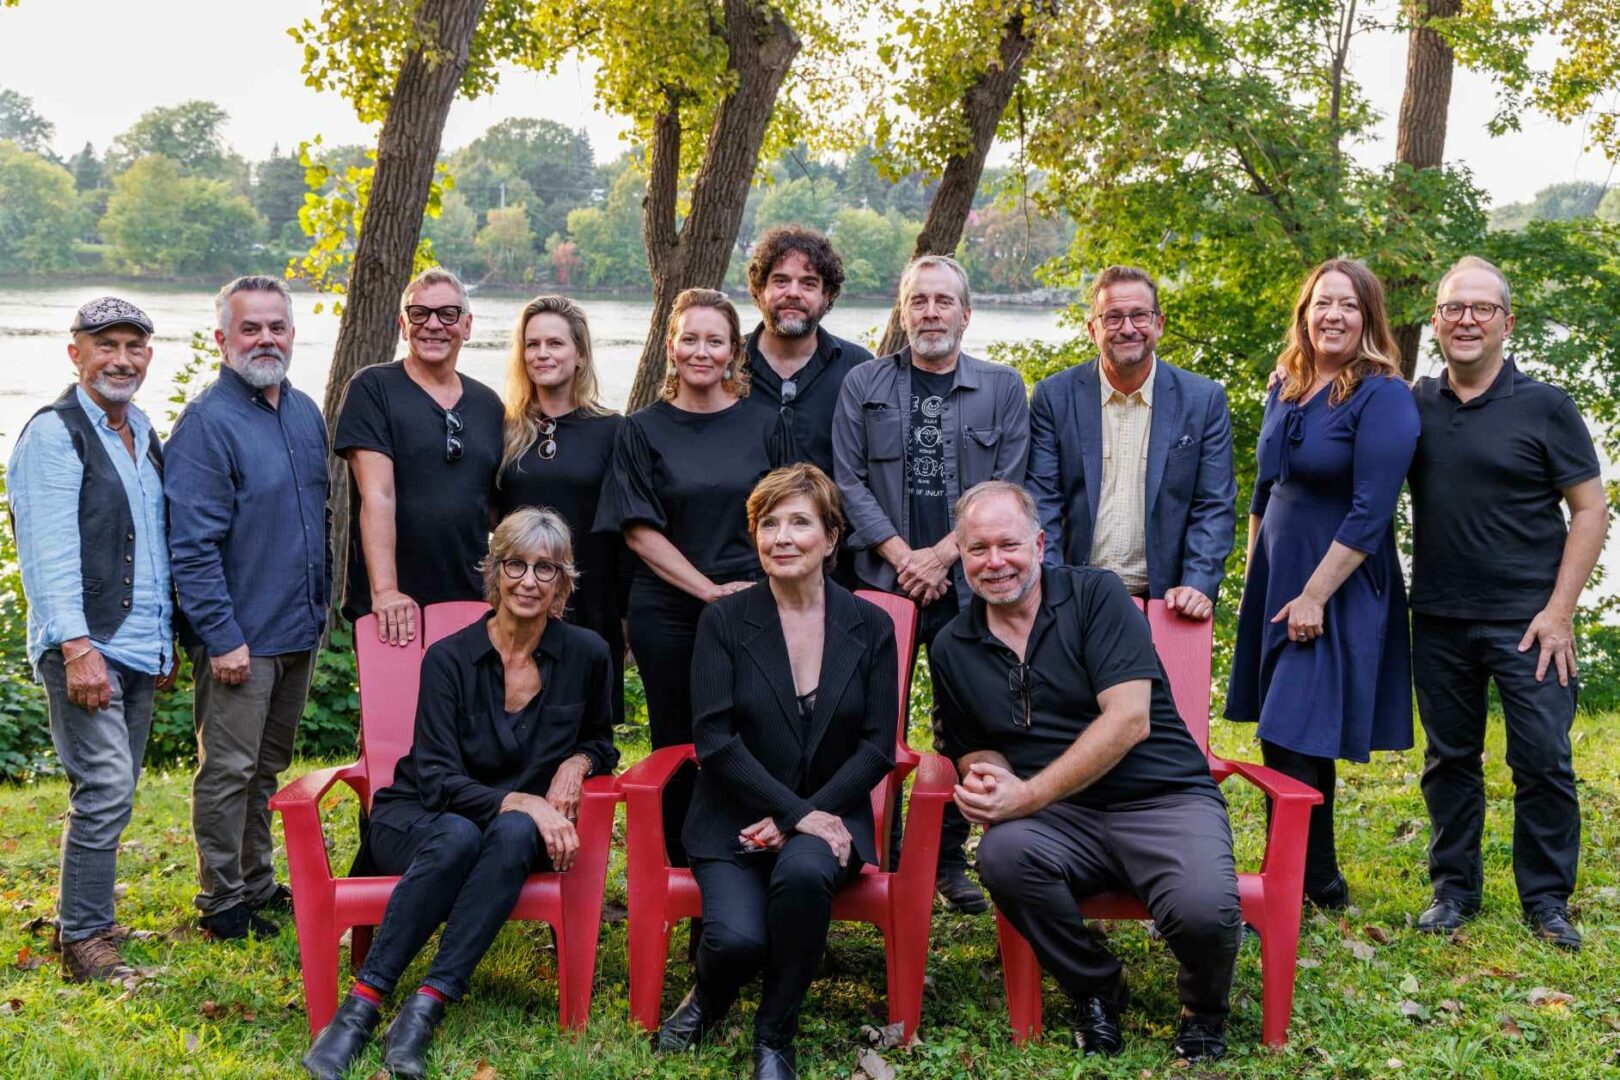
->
[14,386,164,642]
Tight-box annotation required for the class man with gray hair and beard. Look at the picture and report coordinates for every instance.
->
[165,275,332,940]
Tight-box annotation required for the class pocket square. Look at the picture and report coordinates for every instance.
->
[1175,434,1195,449]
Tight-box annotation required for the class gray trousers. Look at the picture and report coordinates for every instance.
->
[190,647,315,915]
[976,792,1242,1022]
[40,649,155,943]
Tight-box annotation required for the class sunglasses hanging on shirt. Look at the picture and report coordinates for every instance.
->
[444,408,464,463]
[536,415,558,461]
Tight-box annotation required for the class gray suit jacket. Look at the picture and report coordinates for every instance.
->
[832,349,1030,604]
[1024,358,1236,601]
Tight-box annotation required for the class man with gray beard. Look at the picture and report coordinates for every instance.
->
[165,276,332,940]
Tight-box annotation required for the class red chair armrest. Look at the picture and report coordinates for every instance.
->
[893,752,958,889]
[1218,758,1324,806]
[617,745,698,794]
[620,745,697,874]
[269,761,366,813]
[576,774,622,844]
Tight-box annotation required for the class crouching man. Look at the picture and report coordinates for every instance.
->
[930,481,1240,1062]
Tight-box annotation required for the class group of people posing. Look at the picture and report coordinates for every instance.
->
[8,222,1602,1078]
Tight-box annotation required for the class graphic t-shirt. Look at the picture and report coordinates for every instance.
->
[906,366,955,551]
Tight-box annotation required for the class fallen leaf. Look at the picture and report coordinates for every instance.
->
[14,947,44,971]
[1447,928,1469,946]
[1398,999,1425,1021]
[855,1050,896,1080]
[1399,974,1420,995]
[1364,925,1392,946]
[469,1062,498,1080]
[859,1021,908,1048]
[183,1031,199,1053]
[0,999,22,1015]
[1387,1057,1405,1069]
[200,1001,223,1020]
[1344,938,1375,961]
[1439,999,1462,1015]
[1499,1013,1524,1037]
[1297,957,1321,968]
[1528,987,1575,1009]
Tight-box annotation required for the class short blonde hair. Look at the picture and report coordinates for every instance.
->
[662,288,751,400]
[478,507,580,618]
[746,463,844,543]
[898,255,972,309]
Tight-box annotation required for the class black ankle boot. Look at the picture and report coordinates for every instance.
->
[302,993,381,1079]
[753,1040,799,1080]
[381,993,447,1079]
[656,986,728,1053]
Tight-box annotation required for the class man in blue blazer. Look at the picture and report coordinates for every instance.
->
[1026,266,1236,617]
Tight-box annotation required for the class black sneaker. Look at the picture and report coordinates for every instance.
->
[936,864,990,914]
[1171,1015,1227,1063]
[200,902,280,941]
[1527,905,1581,952]
[250,883,295,918]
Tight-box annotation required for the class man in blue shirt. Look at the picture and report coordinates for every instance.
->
[8,296,175,984]
[165,276,332,940]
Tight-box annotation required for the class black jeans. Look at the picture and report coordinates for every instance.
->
[628,572,754,867]
[1259,740,1341,897]
[356,807,551,1001]
[1414,614,1580,913]
[886,588,971,872]
[975,794,1241,1021]
[691,834,862,1043]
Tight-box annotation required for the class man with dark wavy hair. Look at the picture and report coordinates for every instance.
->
[741,225,874,481]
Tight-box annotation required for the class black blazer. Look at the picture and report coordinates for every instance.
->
[682,580,898,865]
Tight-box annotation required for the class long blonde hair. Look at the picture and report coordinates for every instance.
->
[501,295,612,477]
[1277,259,1403,406]
[660,288,751,401]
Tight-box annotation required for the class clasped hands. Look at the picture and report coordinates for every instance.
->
[738,809,854,867]
[500,755,592,871]
[953,761,1035,825]
[894,540,954,607]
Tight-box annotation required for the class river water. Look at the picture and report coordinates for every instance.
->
[0,282,1075,454]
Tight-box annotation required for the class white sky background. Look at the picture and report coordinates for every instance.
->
[0,0,1612,209]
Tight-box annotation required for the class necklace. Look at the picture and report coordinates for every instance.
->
[107,416,128,433]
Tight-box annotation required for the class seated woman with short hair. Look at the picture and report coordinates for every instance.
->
[656,463,897,1080]
[302,508,618,1080]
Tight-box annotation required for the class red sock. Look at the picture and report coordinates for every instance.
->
[416,985,449,1005]
[351,982,384,1007]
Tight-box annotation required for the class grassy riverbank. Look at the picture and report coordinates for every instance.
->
[0,715,1615,1078]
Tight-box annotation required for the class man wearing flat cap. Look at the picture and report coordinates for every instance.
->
[7,297,176,984]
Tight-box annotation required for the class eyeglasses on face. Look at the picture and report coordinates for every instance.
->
[1092,310,1159,331]
[1008,662,1034,729]
[405,304,467,326]
[1435,301,1506,324]
[499,558,561,583]
[444,409,463,463]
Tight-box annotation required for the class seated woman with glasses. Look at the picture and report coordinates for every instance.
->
[655,463,896,1080]
[595,289,792,875]
[497,296,630,726]
[302,508,618,1080]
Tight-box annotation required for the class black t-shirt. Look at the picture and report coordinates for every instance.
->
[333,361,504,619]
[1409,360,1601,620]
[907,366,955,551]
[742,324,873,477]
[593,399,788,580]
[931,565,1218,809]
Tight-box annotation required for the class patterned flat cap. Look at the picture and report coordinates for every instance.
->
[71,296,154,335]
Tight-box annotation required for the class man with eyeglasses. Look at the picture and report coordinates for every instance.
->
[1407,256,1605,951]
[334,267,505,646]
[832,254,1030,913]
[1025,265,1235,618]
[165,276,330,939]
[930,482,1239,1063]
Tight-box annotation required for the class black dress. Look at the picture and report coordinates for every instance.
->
[498,410,629,726]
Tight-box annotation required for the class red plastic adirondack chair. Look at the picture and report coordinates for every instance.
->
[995,598,1322,1048]
[269,601,621,1035]
[619,589,958,1037]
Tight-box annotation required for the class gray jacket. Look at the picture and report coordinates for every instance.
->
[832,348,1031,603]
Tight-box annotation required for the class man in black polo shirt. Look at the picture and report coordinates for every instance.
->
[931,481,1239,1063]
[1409,256,1606,951]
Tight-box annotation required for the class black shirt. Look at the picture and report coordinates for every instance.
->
[372,613,619,830]
[1409,359,1600,620]
[594,398,789,580]
[907,366,955,551]
[931,565,1218,809]
[742,324,873,477]
[334,362,505,619]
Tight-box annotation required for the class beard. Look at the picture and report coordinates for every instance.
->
[90,368,143,403]
[228,346,290,389]
[973,561,1041,607]
[766,301,821,339]
[909,326,961,361]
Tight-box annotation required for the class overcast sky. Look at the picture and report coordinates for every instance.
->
[2,0,1612,208]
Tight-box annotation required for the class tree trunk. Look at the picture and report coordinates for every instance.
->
[320,0,489,611]
[875,13,1035,357]
[1391,0,1461,379]
[625,0,803,411]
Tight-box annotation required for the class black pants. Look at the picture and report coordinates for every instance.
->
[1259,741,1341,896]
[691,835,862,1043]
[627,571,754,866]
[1414,614,1580,913]
[975,794,1241,1021]
[357,807,551,1001]
[885,588,971,872]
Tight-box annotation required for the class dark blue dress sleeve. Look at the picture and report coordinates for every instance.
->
[1249,385,1282,518]
[1332,377,1420,553]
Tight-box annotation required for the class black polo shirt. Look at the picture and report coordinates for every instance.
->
[742,323,873,477]
[931,565,1218,809]
[1409,359,1600,621]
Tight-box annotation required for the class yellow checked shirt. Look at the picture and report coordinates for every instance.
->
[1089,362,1153,595]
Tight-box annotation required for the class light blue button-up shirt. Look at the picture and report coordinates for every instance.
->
[7,387,172,674]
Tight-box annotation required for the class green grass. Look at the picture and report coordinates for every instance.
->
[0,714,1616,1079]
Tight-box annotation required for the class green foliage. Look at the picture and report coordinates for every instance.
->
[474,203,536,280]
[421,189,481,276]
[0,468,51,781]
[105,100,245,187]
[1490,181,1610,231]
[253,146,313,237]
[0,86,55,157]
[0,141,83,273]
[449,117,596,243]
[755,176,842,234]
[829,206,920,295]
[958,195,1071,292]
[66,141,102,193]
[564,159,651,289]
[100,156,264,278]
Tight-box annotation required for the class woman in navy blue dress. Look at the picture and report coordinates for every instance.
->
[1227,259,1419,909]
